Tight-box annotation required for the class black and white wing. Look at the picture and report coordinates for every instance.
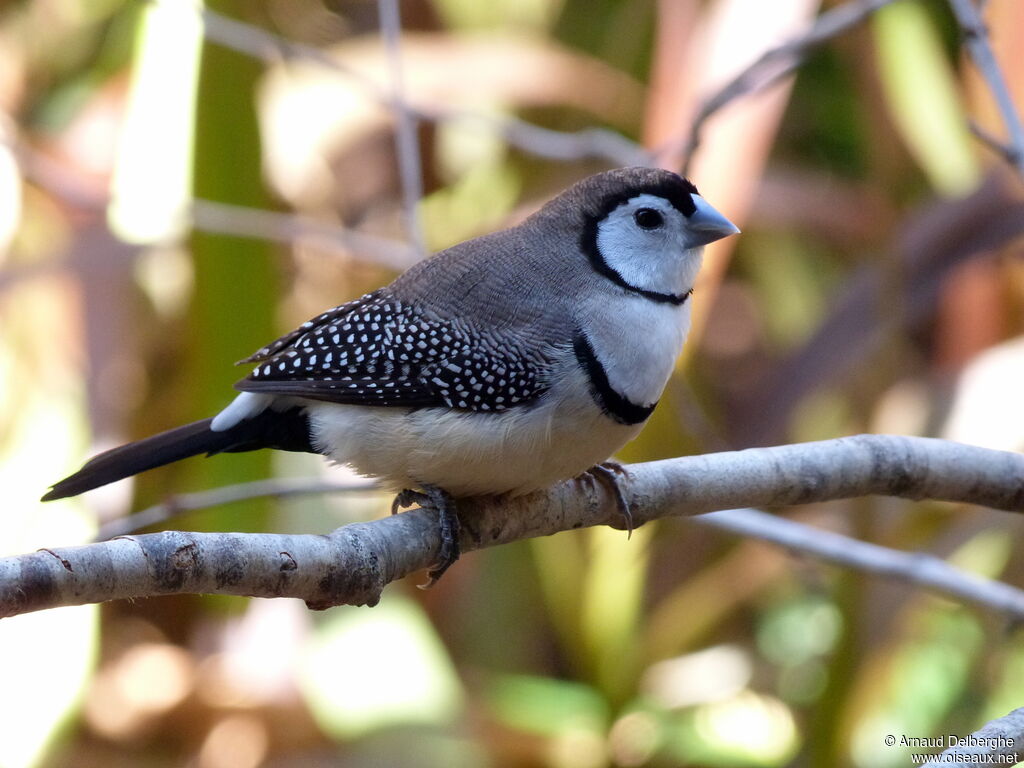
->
[236,290,557,411]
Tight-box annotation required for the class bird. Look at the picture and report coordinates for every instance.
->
[42,167,738,584]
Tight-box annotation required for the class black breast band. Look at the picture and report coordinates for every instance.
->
[573,333,656,425]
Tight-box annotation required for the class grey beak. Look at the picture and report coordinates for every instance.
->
[686,195,740,248]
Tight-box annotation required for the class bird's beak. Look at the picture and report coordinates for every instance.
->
[686,195,741,248]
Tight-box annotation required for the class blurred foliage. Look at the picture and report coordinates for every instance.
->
[2,0,1024,766]
[185,0,277,535]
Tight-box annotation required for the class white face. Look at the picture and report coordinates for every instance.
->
[594,192,705,298]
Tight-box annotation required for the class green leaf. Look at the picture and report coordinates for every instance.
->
[873,0,980,195]
[488,675,609,736]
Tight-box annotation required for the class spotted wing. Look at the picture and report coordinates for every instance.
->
[236,290,553,411]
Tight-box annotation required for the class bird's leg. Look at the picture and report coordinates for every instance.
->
[391,484,461,588]
[580,461,634,537]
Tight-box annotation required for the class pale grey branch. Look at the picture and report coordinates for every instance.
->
[102,489,1024,621]
[197,4,391,103]
[697,508,1024,619]
[11,138,421,272]
[95,468,1024,620]
[191,199,420,271]
[947,0,1024,177]
[96,476,377,541]
[921,707,1024,767]
[172,0,1024,185]
[194,3,643,167]
[442,110,646,166]
[969,119,1022,167]
[377,0,426,258]
[4,435,1023,618]
[667,0,901,173]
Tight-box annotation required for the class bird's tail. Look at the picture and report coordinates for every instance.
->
[41,407,313,502]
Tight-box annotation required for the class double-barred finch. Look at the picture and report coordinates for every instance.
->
[43,167,739,582]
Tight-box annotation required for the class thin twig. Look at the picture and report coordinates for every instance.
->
[969,119,1022,166]
[194,2,643,167]
[696,508,1024,619]
[197,3,391,104]
[377,0,426,257]
[191,199,420,270]
[12,136,420,272]
[173,0,1024,185]
[6,435,1024,616]
[96,477,378,541]
[947,0,1024,176]
[441,109,647,166]
[663,0,902,174]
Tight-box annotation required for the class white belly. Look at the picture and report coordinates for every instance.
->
[304,367,642,497]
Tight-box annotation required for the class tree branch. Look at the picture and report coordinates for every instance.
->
[5,435,1023,618]
[178,0,1024,184]
[697,508,1024,619]
[9,138,422,273]
[947,0,1024,177]
[921,707,1024,767]
[193,2,645,168]
[190,198,420,271]
[91,476,1024,622]
[666,0,901,174]
[95,476,377,541]
[376,0,426,258]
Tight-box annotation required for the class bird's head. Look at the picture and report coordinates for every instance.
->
[551,167,739,302]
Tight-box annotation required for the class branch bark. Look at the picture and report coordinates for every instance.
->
[3,435,1022,618]
[698,508,1024,619]
[921,707,1024,767]
[94,481,1024,622]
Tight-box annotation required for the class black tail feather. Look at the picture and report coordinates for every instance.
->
[41,407,314,502]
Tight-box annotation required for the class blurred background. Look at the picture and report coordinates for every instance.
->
[2,0,1024,766]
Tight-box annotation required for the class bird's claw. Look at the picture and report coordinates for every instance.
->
[392,484,460,588]
[391,488,422,516]
[579,462,634,537]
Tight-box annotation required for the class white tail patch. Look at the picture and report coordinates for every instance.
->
[210,392,274,432]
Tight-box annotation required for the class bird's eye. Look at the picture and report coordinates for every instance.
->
[634,208,664,230]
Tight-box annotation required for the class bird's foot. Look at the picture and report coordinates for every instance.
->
[391,488,418,516]
[392,484,460,588]
[578,461,634,537]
